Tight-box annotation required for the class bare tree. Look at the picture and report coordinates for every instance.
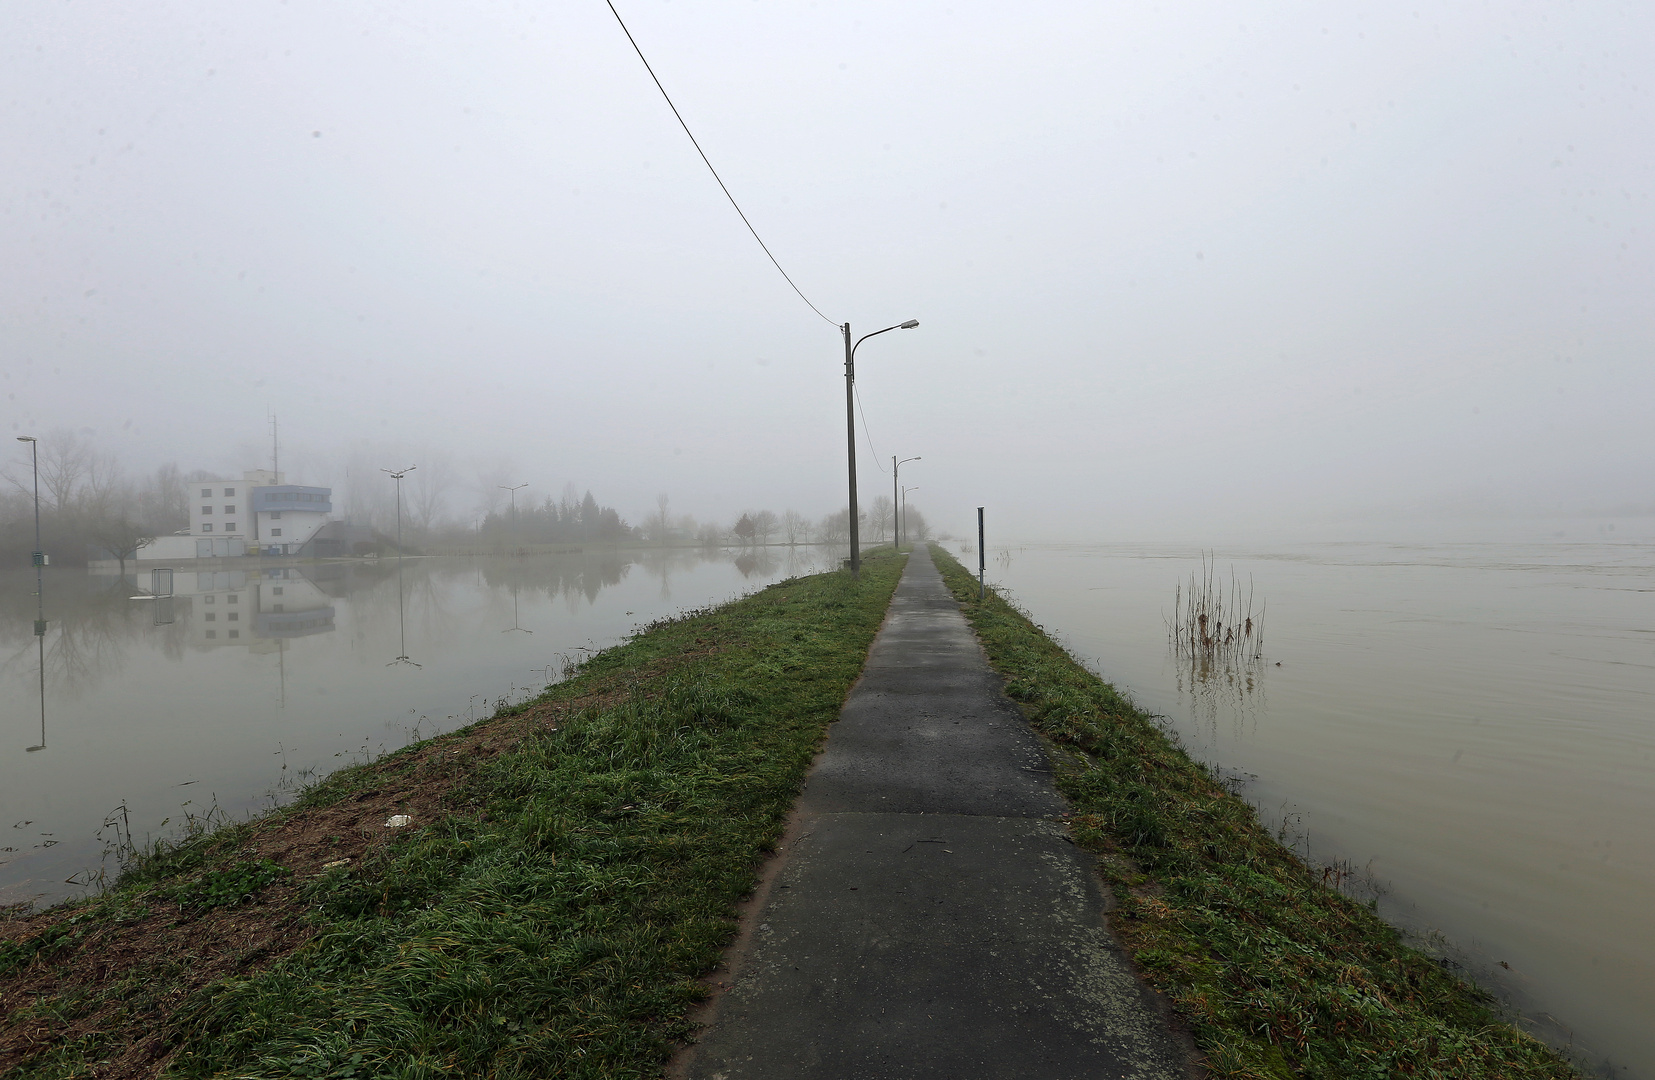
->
[782,509,806,546]
[38,429,92,511]
[137,463,187,534]
[653,493,672,545]
[89,516,153,579]
[816,508,850,545]
[472,460,516,520]
[751,509,779,546]
[869,496,894,544]
[409,451,453,532]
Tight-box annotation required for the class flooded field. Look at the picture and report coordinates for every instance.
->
[984,532,1654,1078]
[0,545,839,909]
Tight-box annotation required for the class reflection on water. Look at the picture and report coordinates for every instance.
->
[1172,651,1268,744]
[1,545,842,908]
[988,533,1655,1079]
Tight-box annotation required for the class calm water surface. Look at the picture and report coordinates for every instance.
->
[1,546,839,909]
[984,535,1654,1078]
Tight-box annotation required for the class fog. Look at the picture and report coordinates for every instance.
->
[4,0,1651,542]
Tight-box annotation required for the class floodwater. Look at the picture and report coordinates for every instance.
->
[981,531,1654,1078]
[1,545,840,909]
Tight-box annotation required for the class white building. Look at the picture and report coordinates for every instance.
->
[188,469,333,556]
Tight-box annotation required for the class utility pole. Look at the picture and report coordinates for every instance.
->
[844,323,859,573]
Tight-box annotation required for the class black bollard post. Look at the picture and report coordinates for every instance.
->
[977,506,985,601]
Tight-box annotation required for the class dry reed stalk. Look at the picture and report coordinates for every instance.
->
[1168,551,1265,666]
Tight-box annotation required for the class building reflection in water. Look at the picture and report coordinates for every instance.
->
[1,545,850,711]
[186,567,336,650]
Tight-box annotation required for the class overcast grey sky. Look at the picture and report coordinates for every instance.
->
[4,0,1650,540]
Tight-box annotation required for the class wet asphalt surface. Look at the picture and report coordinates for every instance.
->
[680,545,1191,1080]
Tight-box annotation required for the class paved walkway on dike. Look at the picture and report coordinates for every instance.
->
[678,545,1193,1080]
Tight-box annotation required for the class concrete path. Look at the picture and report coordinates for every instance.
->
[679,545,1192,1080]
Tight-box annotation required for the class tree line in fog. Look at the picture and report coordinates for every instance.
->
[1,431,195,570]
[3,431,931,566]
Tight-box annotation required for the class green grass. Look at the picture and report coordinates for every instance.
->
[929,545,1577,1080]
[2,551,906,1079]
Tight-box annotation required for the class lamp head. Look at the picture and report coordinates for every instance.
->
[899,320,919,329]
[17,436,36,442]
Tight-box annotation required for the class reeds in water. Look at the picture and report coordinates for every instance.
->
[1168,552,1265,665]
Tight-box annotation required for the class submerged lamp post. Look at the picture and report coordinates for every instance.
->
[18,436,45,751]
[893,456,920,550]
[382,466,417,666]
[844,320,919,573]
[500,484,527,551]
[382,466,416,554]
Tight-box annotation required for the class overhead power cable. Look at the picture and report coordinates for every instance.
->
[855,384,886,472]
[604,0,837,327]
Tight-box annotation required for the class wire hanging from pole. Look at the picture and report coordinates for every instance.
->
[604,0,837,327]
[855,384,886,472]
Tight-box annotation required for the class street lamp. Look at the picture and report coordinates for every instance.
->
[381,466,416,554]
[17,437,41,569]
[893,456,920,551]
[18,436,45,751]
[901,485,919,551]
[843,319,919,573]
[499,484,527,523]
[381,466,417,666]
[500,484,527,554]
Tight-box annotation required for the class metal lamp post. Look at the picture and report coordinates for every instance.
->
[18,436,45,751]
[901,485,919,550]
[499,484,527,555]
[381,466,417,666]
[381,466,416,554]
[843,320,918,573]
[893,456,920,550]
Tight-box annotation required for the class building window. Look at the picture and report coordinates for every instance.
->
[227,595,238,604]
[225,522,236,532]
[228,612,238,621]
[271,586,284,595]
[202,506,212,515]
[205,612,216,621]
[270,512,281,520]
[203,595,214,604]
[224,505,235,515]
[201,488,212,497]
[271,529,282,537]
[205,630,216,639]
[228,630,239,639]
[273,604,284,612]
[202,523,213,533]
[224,488,235,496]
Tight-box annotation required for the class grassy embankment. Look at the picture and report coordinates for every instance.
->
[0,551,907,1078]
[930,545,1577,1080]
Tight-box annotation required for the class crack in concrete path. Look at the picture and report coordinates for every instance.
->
[677,546,1196,1080]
